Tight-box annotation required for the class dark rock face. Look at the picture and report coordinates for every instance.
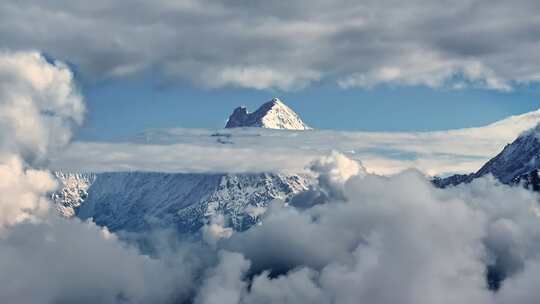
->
[512,169,540,191]
[474,133,540,184]
[432,173,474,188]
[434,125,540,190]
[225,107,250,129]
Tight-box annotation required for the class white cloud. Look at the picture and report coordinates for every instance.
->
[195,251,250,304]
[0,155,53,232]
[19,151,540,304]
[207,157,540,303]
[0,51,198,303]
[0,216,197,303]
[0,51,85,163]
[0,50,85,231]
[50,107,540,177]
[244,268,329,304]
[338,56,512,91]
[204,66,321,91]
[202,215,234,247]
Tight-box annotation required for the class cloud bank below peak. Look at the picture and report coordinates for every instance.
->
[50,106,540,176]
[2,0,540,90]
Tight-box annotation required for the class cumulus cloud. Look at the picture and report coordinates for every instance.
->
[0,217,197,303]
[0,51,85,164]
[2,1,540,90]
[0,51,199,303]
[197,157,540,304]
[0,50,84,230]
[0,155,53,232]
[195,251,251,304]
[309,151,365,199]
[22,151,540,304]
[202,214,234,247]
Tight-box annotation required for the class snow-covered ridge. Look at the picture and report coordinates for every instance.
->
[52,172,96,217]
[434,122,540,188]
[52,171,314,233]
[225,98,311,130]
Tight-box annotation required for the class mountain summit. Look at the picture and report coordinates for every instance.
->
[225,98,311,130]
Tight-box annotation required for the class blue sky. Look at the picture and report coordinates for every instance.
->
[78,74,540,141]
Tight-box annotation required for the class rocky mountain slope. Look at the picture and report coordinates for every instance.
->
[225,98,311,130]
[53,172,313,233]
[434,124,540,189]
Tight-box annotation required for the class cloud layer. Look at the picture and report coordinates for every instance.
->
[0,51,85,164]
[207,166,540,304]
[2,1,540,90]
[50,107,540,176]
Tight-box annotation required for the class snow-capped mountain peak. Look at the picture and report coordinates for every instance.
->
[225,98,311,130]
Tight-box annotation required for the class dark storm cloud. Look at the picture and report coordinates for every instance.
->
[2,0,540,90]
